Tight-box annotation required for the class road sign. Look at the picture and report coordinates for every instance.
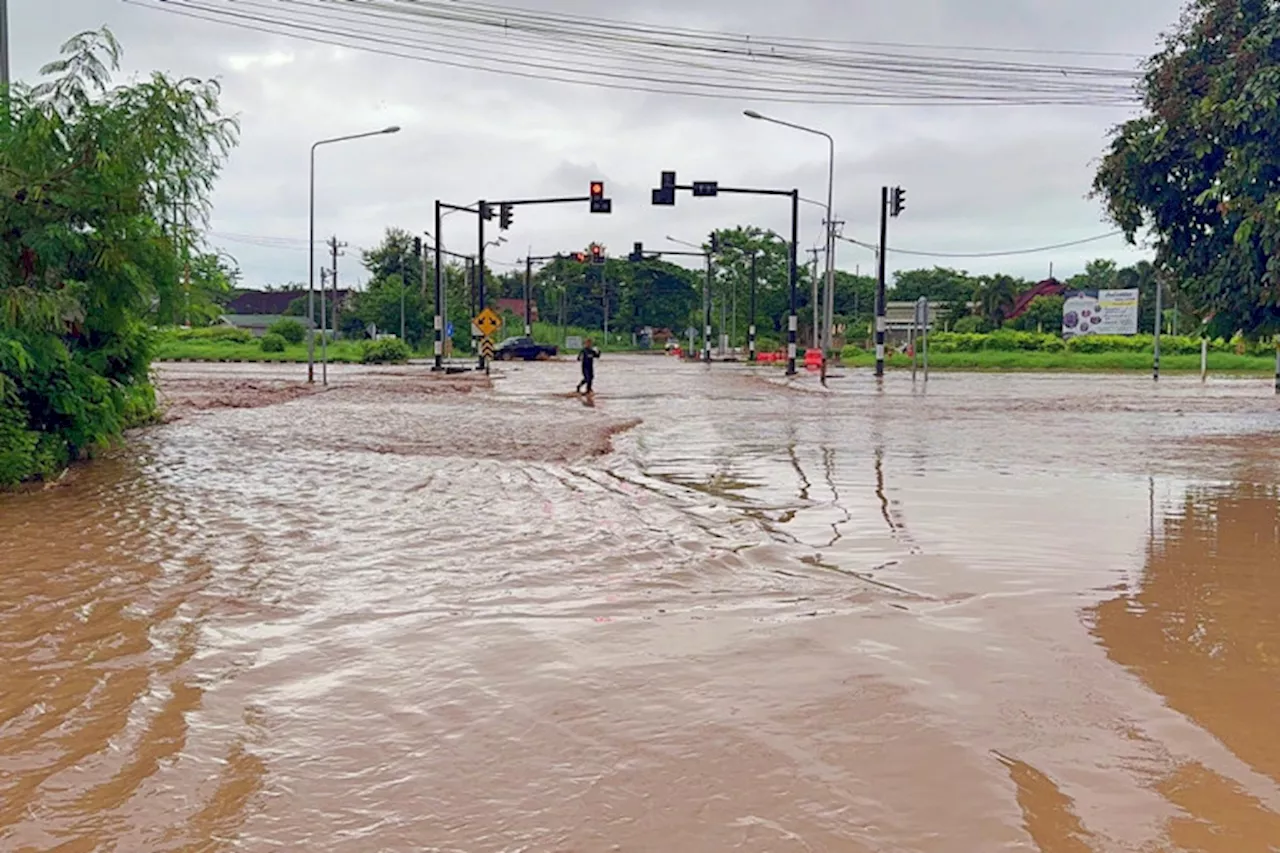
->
[565,335,583,350]
[446,321,454,338]
[480,337,495,359]
[474,308,501,338]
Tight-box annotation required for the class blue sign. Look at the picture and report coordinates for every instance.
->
[445,322,454,337]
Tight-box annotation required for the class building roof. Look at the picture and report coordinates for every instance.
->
[219,314,316,329]
[226,289,351,315]
[495,298,538,322]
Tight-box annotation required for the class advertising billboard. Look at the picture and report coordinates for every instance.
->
[1062,288,1139,338]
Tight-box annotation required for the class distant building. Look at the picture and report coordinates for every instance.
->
[217,314,315,337]
[226,289,352,316]
[495,298,538,323]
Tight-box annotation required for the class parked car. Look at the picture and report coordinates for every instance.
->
[494,336,558,361]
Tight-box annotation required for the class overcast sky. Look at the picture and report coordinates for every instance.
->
[11,0,1183,289]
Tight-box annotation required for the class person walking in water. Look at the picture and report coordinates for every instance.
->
[576,338,600,394]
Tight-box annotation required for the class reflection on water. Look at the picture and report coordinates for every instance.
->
[1091,481,1280,849]
[1,360,1279,851]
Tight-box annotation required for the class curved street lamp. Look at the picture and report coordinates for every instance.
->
[744,110,836,355]
[308,125,400,384]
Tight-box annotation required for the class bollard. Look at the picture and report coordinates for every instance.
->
[1201,338,1207,383]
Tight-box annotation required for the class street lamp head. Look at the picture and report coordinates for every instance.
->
[382,126,401,134]
[743,110,764,120]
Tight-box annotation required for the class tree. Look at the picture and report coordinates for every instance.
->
[1066,258,1118,293]
[710,226,792,340]
[1093,0,1280,338]
[0,29,237,485]
[1005,295,1065,332]
[975,274,1022,328]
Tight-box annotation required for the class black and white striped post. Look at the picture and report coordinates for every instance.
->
[875,187,889,378]
[748,251,758,362]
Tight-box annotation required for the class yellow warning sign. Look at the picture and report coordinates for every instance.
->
[481,337,495,359]
[474,308,501,338]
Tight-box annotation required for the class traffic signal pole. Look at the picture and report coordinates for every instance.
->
[875,186,889,378]
[524,256,533,336]
[749,251,758,361]
[704,254,713,363]
[477,199,488,370]
[433,201,444,370]
[789,190,799,374]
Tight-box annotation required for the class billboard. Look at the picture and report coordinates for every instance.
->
[1062,288,1139,338]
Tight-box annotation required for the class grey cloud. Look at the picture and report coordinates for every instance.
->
[11,0,1181,286]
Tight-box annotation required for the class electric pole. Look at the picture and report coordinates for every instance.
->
[807,247,821,349]
[323,236,346,385]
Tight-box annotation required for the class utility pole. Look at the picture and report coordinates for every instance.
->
[875,188,889,378]
[826,219,844,354]
[524,255,534,336]
[807,247,821,349]
[324,236,346,385]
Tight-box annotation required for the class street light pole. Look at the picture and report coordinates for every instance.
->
[745,110,835,358]
[308,125,400,383]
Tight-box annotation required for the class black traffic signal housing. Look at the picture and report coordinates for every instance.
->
[590,181,612,214]
[628,241,645,262]
[691,181,718,197]
[890,186,906,217]
[479,202,495,221]
[652,170,676,206]
[566,251,587,263]
[590,243,605,265]
[708,232,722,253]
[413,236,422,256]
[499,203,514,230]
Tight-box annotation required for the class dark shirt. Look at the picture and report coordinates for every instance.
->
[578,347,600,372]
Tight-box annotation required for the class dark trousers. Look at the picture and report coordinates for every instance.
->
[577,367,594,393]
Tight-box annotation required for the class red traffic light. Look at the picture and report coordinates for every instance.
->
[590,181,604,198]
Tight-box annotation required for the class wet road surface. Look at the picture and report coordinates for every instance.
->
[2,355,1280,851]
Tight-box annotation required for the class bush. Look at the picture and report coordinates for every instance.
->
[267,318,306,344]
[171,325,253,344]
[361,338,412,364]
[951,315,987,334]
[983,330,1059,351]
[259,333,287,353]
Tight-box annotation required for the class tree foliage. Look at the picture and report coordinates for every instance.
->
[1093,0,1280,338]
[0,29,237,485]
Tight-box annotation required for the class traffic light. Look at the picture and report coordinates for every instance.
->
[628,241,644,262]
[652,170,676,206]
[567,251,587,263]
[413,236,422,256]
[499,203,514,230]
[709,232,721,253]
[479,202,494,220]
[590,181,612,214]
[692,181,718,197]
[590,243,605,264]
[890,186,906,217]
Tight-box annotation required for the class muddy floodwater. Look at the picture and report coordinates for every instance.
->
[3,356,1280,852]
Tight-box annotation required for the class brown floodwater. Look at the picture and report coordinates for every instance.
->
[2,357,1279,851]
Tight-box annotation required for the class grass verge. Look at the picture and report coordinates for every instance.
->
[836,349,1277,373]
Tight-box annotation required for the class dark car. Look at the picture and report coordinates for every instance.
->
[494,336,558,361]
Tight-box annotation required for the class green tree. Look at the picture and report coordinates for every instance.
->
[0,28,237,485]
[975,274,1022,327]
[710,226,792,340]
[1093,0,1280,338]
[1005,295,1066,332]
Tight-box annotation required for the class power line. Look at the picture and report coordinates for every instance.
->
[836,230,1126,258]
[125,0,1142,106]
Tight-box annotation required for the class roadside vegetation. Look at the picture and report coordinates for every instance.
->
[0,29,237,487]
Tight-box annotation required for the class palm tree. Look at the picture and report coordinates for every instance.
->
[977,275,1020,327]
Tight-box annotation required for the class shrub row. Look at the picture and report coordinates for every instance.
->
[913,331,1278,357]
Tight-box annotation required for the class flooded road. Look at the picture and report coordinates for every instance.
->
[2,355,1279,851]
